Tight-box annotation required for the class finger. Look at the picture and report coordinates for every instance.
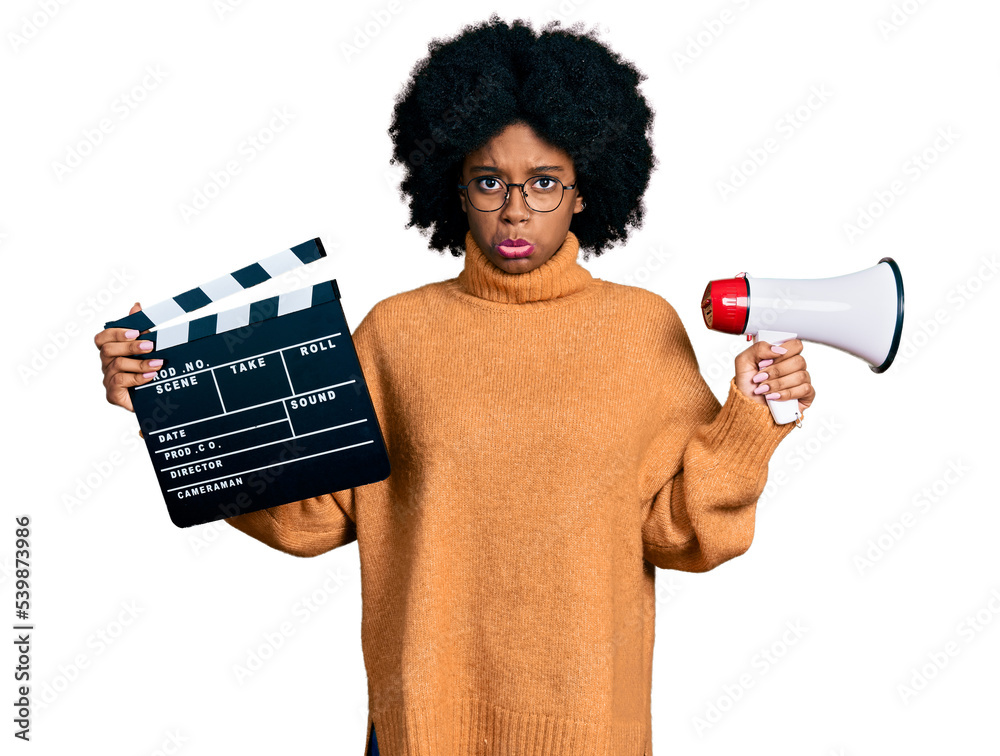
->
[99,337,157,370]
[94,326,137,350]
[751,340,790,360]
[106,368,157,393]
[106,355,164,375]
[752,369,811,398]
[753,355,806,384]
[94,302,145,349]
[769,381,816,411]
[773,338,804,357]
[738,341,787,372]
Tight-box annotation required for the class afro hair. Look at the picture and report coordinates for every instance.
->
[388,14,656,260]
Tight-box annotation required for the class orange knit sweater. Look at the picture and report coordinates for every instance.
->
[224,229,795,756]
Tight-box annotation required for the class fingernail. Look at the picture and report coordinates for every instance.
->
[139,341,154,351]
[148,359,163,368]
[765,392,781,400]
[771,345,787,355]
[142,371,157,379]
[753,384,770,394]
[758,359,774,368]
[124,329,139,339]
[752,372,768,383]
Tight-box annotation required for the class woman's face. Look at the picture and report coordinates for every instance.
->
[459,122,584,275]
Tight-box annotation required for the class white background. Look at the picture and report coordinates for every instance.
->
[3,0,998,754]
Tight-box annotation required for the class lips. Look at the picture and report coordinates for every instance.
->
[497,238,535,258]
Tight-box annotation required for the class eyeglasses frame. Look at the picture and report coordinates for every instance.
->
[456,174,578,213]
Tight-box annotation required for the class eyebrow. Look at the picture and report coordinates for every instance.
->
[467,164,565,174]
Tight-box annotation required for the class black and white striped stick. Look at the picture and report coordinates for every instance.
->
[134,280,340,350]
[104,238,326,339]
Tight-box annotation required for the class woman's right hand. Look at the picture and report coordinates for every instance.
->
[94,302,161,412]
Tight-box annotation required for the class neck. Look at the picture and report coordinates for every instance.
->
[457,230,593,304]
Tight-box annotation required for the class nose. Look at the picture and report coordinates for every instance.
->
[500,185,531,223]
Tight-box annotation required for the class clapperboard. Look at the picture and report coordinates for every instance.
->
[105,238,390,528]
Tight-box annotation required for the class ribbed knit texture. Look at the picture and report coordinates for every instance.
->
[225,229,795,755]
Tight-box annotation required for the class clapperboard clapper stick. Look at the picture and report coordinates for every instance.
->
[104,238,390,528]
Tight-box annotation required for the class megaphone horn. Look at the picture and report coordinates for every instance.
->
[701,258,904,425]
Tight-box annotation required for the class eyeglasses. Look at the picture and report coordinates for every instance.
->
[457,175,577,213]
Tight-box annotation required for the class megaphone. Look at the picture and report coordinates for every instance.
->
[701,258,904,425]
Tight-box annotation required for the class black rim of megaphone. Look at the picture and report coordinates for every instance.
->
[872,257,904,373]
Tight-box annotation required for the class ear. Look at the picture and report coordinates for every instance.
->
[572,193,585,214]
[460,191,467,214]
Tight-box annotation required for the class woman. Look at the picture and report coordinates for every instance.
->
[95,15,813,756]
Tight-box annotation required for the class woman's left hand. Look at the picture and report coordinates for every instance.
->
[734,338,815,416]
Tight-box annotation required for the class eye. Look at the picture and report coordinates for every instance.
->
[531,176,558,191]
[475,177,503,192]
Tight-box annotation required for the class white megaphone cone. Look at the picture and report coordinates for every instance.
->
[701,258,904,425]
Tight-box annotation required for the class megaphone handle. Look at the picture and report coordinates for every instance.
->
[754,329,802,426]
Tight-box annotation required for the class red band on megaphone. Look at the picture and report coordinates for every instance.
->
[701,275,749,334]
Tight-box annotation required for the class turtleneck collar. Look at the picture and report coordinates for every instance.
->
[456,229,594,304]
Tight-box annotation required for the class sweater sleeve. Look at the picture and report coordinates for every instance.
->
[640,301,795,573]
[223,304,384,558]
